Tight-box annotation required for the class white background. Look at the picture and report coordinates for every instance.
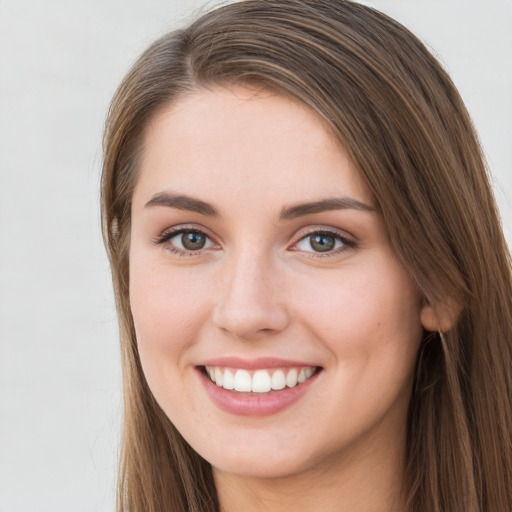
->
[0,1,510,510]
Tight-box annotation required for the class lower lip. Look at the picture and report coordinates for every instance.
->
[197,368,320,417]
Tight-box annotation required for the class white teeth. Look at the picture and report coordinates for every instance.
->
[222,369,235,390]
[234,369,252,392]
[214,367,223,387]
[252,370,272,393]
[286,368,298,388]
[271,369,286,390]
[205,365,317,393]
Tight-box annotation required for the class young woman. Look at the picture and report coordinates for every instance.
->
[101,1,512,511]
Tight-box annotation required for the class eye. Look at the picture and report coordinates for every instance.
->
[155,228,217,254]
[174,230,208,250]
[293,230,354,254]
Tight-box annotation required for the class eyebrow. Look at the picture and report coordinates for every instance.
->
[144,192,375,219]
[144,192,219,217]
[280,197,375,219]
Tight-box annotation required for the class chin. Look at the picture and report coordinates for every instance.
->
[196,431,329,480]
[211,453,312,480]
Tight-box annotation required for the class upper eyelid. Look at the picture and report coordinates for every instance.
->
[291,225,355,243]
[157,224,217,241]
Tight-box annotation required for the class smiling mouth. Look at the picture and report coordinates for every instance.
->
[201,366,321,394]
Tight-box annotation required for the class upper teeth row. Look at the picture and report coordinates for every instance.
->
[205,366,316,393]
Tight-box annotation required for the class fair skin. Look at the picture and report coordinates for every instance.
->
[129,86,436,512]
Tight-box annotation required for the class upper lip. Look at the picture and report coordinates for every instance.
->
[198,357,321,370]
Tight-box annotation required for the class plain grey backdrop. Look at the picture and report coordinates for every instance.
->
[0,1,510,510]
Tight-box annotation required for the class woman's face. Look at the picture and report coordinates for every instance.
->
[129,86,427,479]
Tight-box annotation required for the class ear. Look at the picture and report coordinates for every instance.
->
[420,296,461,333]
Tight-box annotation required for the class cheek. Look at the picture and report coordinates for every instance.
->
[128,255,219,424]
[128,254,213,375]
[291,259,423,362]
[290,263,423,436]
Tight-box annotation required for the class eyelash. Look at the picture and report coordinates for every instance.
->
[291,228,356,257]
[153,225,356,257]
[153,225,218,257]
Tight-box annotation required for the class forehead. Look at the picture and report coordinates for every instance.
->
[134,86,373,210]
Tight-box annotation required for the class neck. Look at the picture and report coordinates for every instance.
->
[214,426,407,512]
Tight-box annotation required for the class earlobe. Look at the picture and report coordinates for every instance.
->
[420,297,461,333]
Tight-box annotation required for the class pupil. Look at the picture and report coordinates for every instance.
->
[310,234,335,252]
[182,231,206,250]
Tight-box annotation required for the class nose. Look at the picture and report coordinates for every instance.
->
[212,252,290,340]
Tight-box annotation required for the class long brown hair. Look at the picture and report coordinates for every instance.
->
[101,1,512,510]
